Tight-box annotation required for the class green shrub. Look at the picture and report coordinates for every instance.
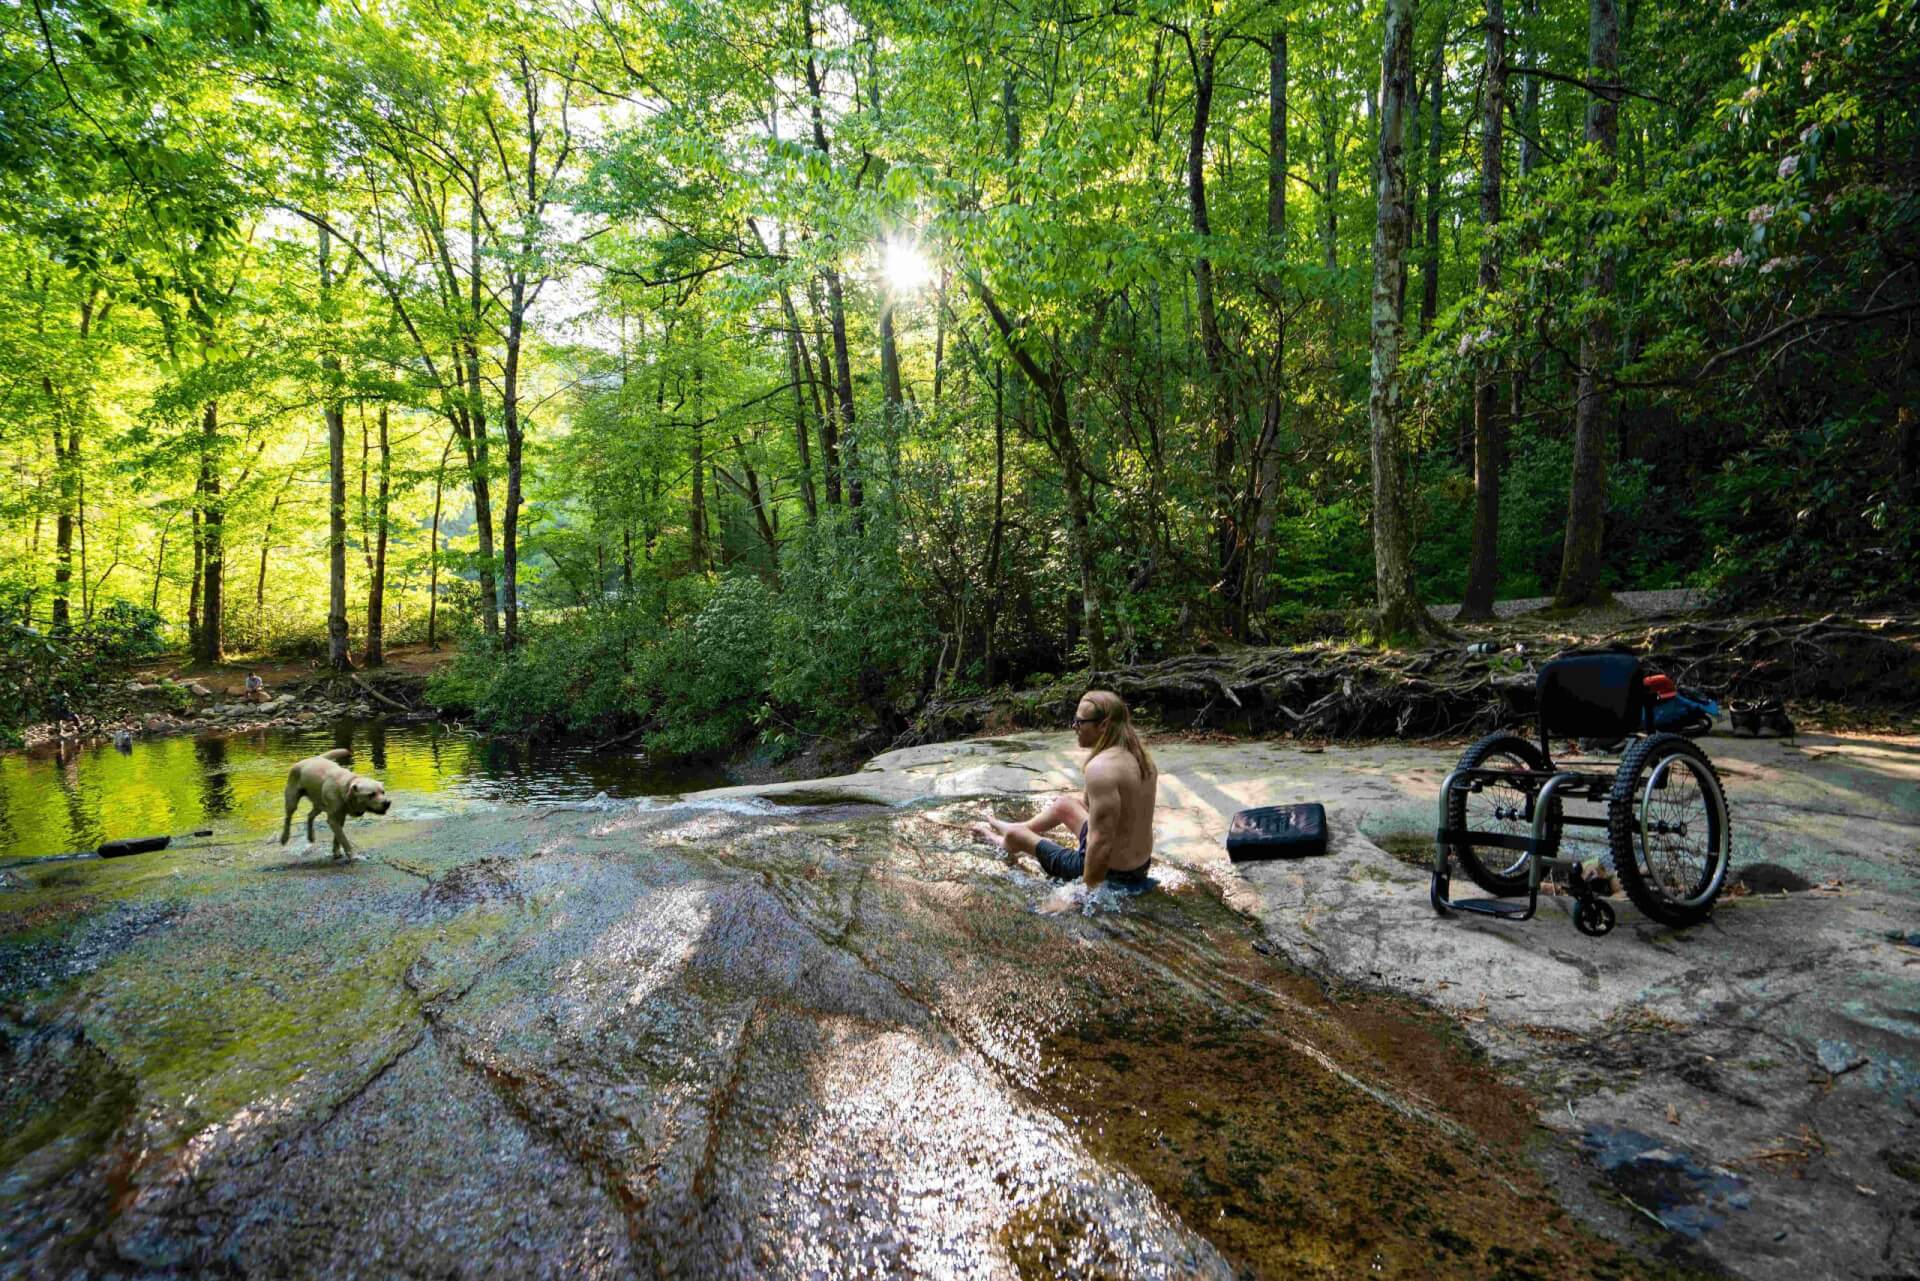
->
[767,513,933,733]
[77,601,169,660]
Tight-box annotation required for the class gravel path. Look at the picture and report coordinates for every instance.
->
[1429,586,1705,622]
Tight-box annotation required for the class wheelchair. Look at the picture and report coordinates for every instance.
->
[1430,652,1732,937]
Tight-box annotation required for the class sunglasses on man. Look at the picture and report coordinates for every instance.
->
[1069,714,1104,728]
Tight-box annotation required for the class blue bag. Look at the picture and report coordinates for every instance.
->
[1651,688,1719,736]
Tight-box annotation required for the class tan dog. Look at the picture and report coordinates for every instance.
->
[280,748,391,861]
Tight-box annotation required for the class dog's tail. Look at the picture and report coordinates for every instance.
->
[322,748,353,765]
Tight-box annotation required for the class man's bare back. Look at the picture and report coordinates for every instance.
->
[1082,744,1155,880]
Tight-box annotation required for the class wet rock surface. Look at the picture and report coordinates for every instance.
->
[4,790,1653,1279]
[702,730,1920,1280]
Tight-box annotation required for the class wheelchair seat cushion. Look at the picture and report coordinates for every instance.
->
[1226,803,1329,863]
[1538,652,1650,738]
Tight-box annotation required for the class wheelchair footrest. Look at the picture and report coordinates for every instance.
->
[1452,898,1534,920]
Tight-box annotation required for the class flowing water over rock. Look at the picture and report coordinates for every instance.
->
[0,745,1650,1281]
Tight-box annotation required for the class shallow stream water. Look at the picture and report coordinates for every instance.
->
[0,731,1638,1279]
[0,719,728,862]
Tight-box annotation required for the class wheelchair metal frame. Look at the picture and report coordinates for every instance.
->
[1430,763,1621,935]
[1429,651,1731,938]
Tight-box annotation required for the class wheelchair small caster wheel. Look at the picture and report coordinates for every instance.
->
[1575,898,1616,937]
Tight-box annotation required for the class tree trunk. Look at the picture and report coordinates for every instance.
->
[502,276,527,651]
[879,292,904,507]
[1184,26,1239,625]
[1555,0,1620,608]
[1320,103,1341,272]
[50,416,74,636]
[323,223,352,672]
[1460,0,1507,621]
[804,279,844,506]
[255,471,294,619]
[971,279,1109,668]
[188,505,201,643]
[1519,0,1542,177]
[776,258,819,520]
[195,401,225,666]
[1420,30,1444,335]
[464,185,500,638]
[1056,405,1109,671]
[826,272,861,510]
[1366,0,1435,639]
[1247,28,1290,630]
[690,365,708,572]
[427,432,451,650]
[932,272,948,408]
[800,0,860,511]
[983,361,1007,683]
[151,509,173,615]
[366,404,390,666]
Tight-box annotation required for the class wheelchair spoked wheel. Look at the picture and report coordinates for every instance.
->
[1609,733,1731,927]
[1448,732,1562,897]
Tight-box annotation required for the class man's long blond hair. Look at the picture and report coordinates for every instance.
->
[1081,689,1155,780]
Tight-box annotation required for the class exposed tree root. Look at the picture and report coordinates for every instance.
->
[900,614,1920,746]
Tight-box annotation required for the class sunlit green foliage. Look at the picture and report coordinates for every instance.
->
[2,0,1915,749]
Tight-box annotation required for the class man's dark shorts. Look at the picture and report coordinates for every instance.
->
[1032,822,1154,890]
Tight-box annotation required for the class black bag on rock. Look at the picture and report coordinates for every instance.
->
[1226,804,1328,863]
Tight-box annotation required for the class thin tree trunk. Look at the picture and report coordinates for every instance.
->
[464,183,500,638]
[1184,25,1238,625]
[427,432,452,650]
[255,470,295,617]
[775,244,819,520]
[1320,104,1341,272]
[801,0,860,510]
[195,400,225,665]
[188,505,201,643]
[1420,30,1444,335]
[932,272,948,408]
[151,509,174,615]
[1248,27,1290,630]
[50,414,73,635]
[45,293,93,634]
[971,279,1110,668]
[1366,0,1435,638]
[502,274,527,650]
[366,404,390,666]
[805,279,843,506]
[323,223,352,671]
[983,361,1007,682]
[1519,0,1542,178]
[1460,0,1507,620]
[1555,0,1620,608]
[690,364,707,572]
[76,469,91,621]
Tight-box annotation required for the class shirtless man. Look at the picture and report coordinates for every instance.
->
[972,689,1158,892]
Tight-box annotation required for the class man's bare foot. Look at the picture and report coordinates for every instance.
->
[969,822,1005,849]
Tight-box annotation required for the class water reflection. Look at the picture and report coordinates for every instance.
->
[194,737,234,819]
[0,720,729,860]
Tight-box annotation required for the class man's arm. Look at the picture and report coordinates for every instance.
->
[1081,757,1124,889]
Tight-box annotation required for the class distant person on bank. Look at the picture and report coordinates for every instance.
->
[972,689,1158,897]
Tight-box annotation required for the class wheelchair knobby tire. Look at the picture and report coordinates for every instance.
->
[1448,732,1561,897]
[1608,734,1730,927]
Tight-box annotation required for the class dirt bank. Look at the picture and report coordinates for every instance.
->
[16,645,448,750]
